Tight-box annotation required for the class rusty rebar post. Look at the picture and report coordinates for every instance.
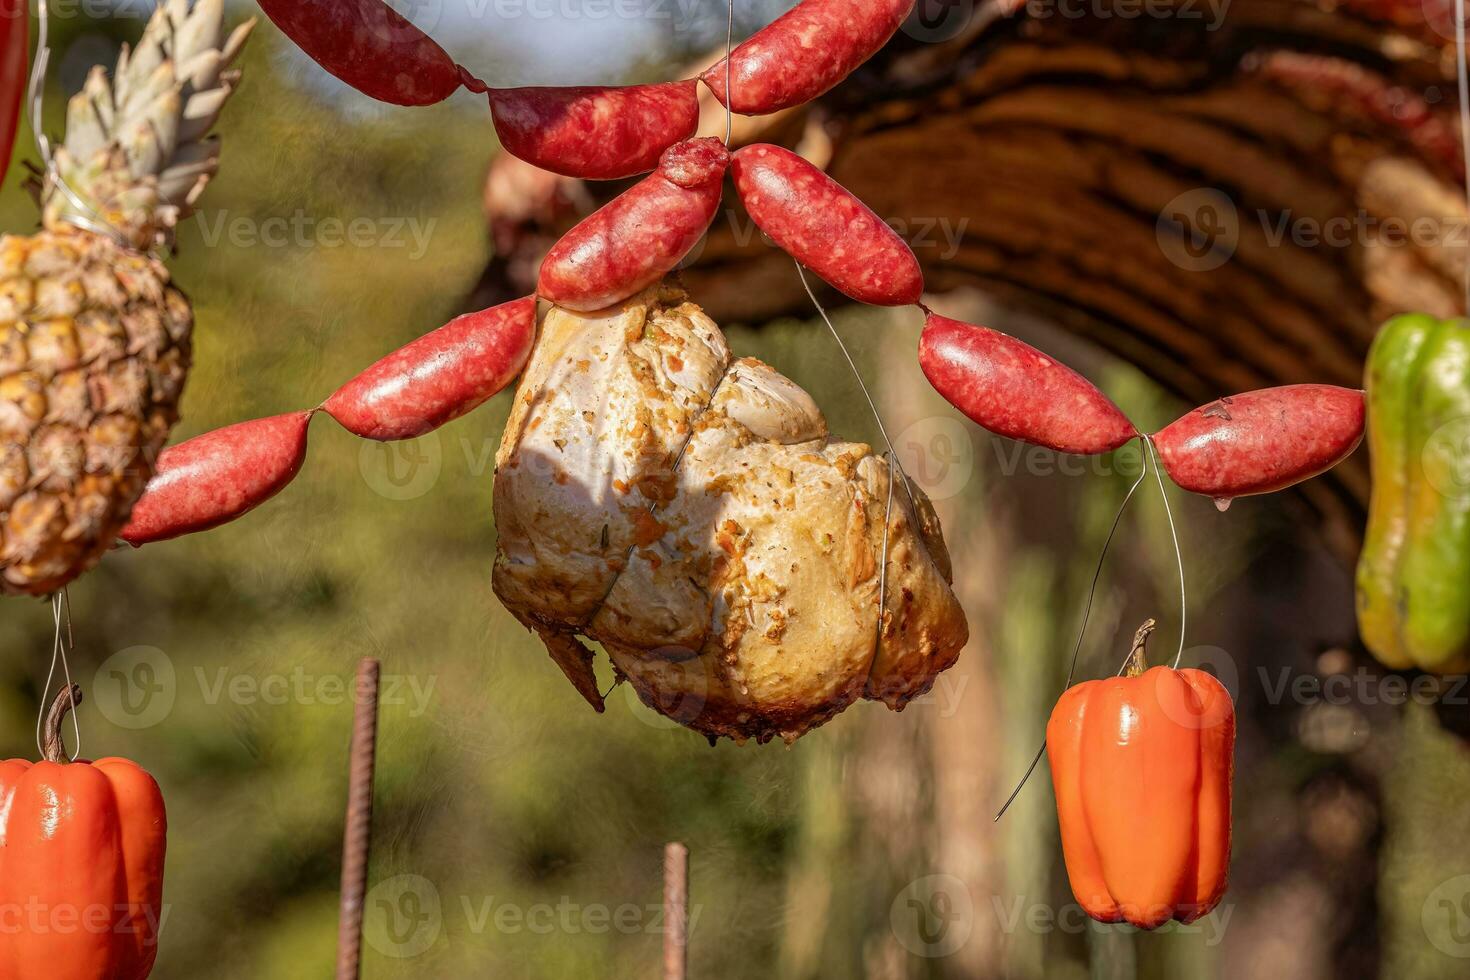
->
[336,658,380,980]
[664,842,689,980]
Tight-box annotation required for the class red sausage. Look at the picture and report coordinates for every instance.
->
[258,0,463,106]
[919,313,1139,455]
[1152,385,1366,501]
[488,81,700,180]
[538,138,729,312]
[732,144,922,307]
[702,0,914,115]
[0,0,26,190]
[324,296,537,441]
[121,412,313,546]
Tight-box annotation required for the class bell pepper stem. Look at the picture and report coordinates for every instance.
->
[41,684,82,764]
[1122,620,1157,678]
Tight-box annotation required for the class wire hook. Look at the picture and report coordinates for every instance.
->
[994,440,1149,822]
[34,589,82,763]
[27,0,143,248]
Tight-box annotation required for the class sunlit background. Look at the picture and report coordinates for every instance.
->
[2,2,1468,978]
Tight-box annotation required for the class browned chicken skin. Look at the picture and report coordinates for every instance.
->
[493,283,968,742]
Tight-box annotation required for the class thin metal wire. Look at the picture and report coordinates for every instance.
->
[794,263,916,513]
[873,450,896,658]
[723,0,735,146]
[792,264,912,668]
[34,600,61,757]
[26,0,54,170]
[1458,0,1470,311]
[993,441,1148,822]
[34,590,82,762]
[1144,436,1187,668]
[28,0,137,246]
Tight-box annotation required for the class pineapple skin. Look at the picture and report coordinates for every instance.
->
[0,228,191,596]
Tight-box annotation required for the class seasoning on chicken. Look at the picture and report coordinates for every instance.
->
[493,284,968,743]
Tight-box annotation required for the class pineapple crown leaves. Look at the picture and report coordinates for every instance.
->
[42,0,256,253]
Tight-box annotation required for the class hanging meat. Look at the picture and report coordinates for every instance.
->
[493,284,968,742]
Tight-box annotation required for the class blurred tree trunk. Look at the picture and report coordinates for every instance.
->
[882,299,1007,978]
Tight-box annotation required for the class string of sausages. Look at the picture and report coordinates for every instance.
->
[121,299,536,544]
[121,0,1367,547]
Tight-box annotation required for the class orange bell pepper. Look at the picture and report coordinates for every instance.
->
[1046,620,1234,928]
[0,686,167,979]
[0,0,26,190]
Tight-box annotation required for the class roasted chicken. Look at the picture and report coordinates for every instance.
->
[493,284,967,742]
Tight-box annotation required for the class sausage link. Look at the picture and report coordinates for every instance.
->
[919,313,1139,455]
[702,0,914,115]
[121,412,314,546]
[489,81,700,180]
[324,296,537,441]
[538,138,729,312]
[0,0,25,190]
[1152,385,1366,501]
[258,0,463,106]
[732,144,923,306]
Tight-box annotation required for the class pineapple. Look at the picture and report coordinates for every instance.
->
[0,0,253,596]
